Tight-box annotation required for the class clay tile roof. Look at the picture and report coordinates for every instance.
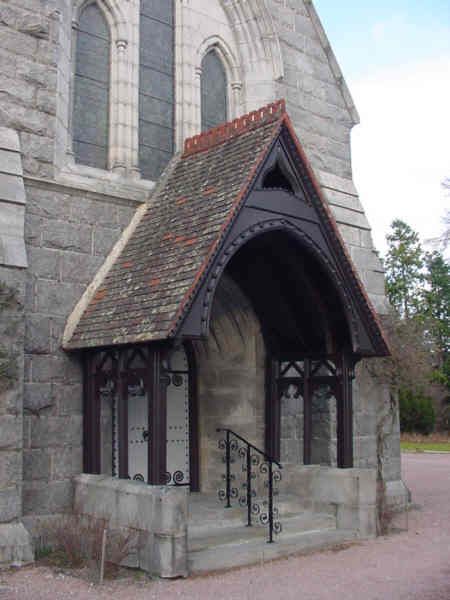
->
[64,101,287,349]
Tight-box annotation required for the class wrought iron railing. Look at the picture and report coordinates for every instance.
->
[216,428,283,543]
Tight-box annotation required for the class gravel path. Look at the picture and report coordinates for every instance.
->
[2,453,449,600]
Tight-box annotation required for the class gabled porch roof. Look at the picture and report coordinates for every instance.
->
[63,100,389,357]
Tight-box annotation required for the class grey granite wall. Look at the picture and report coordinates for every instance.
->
[0,0,406,543]
[263,0,402,503]
[22,178,136,516]
[0,267,26,524]
[193,274,266,493]
[0,265,34,566]
[265,0,356,181]
[280,386,304,465]
[0,0,59,180]
[280,382,338,468]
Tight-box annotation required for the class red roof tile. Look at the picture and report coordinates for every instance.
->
[65,99,388,355]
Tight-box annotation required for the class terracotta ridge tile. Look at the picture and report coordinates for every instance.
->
[168,113,283,337]
[182,99,286,158]
[281,114,390,355]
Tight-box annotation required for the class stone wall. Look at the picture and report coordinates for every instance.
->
[282,464,377,539]
[267,0,355,180]
[0,269,25,524]
[0,125,33,565]
[193,274,266,493]
[74,475,188,578]
[0,0,407,558]
[0,0,59,180]
[280,384,338,467]
[21,178,137,518]
[0,266,33,566]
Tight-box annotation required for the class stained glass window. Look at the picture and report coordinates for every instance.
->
[73,3,110,169]
[139,0,175,180]
[201,50,227,131]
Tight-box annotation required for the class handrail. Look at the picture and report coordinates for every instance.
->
[216,427,283,543]
[216,428,283,469]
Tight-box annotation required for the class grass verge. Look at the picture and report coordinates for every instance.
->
[401,441,450,452]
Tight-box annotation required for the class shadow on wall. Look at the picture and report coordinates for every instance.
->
[193,273,266,494]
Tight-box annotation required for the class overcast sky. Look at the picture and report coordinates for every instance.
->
[313,0,450,257]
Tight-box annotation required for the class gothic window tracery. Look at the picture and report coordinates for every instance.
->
[73,2,111,169]
[139,0,175,180]
[201,50,228,131]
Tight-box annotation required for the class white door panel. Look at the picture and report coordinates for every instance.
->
[125,348,190,485]
[166,370,190,484]
[128,380,148,481]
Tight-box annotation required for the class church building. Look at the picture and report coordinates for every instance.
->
[0,0,407,575]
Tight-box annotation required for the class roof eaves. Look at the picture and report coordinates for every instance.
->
[63,154,182,350]
[281,113,389,356]
[167,104,286,338]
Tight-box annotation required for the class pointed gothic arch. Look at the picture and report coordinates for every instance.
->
[62,0,137,176]
[196,36,242,132]
[200,49,228,131]
[73,2,111,168]
[218,0,283,81]
[196,223,356,355]
[73,0,127,40]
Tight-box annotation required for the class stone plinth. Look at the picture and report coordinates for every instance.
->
[0,523,33,568]
[73,474,188,578]
[282,464,378,539]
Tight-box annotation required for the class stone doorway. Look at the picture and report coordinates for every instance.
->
[83,344,199,490]
[190,226,356,494]
[126,346,191,486]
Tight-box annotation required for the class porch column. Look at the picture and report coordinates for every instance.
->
[265,358,280,461]
[147,349,168,484]
[303,359,312,465]
[337,354,354,468]
[83,351,100,474]
[118,370,129,478]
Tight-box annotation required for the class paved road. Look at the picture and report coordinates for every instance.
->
[2,453,450,599]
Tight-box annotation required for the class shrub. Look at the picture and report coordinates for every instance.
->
[37,514,137,578]
[399,387,435,434]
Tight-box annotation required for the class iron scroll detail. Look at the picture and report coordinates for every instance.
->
[216,428,282,543]
[165,470,190,486]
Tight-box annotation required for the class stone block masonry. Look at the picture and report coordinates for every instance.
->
[22,178,137,518]
[0,0,407,570]
[0,266,33,565]
[74,475,188,578]
[0,3,58,180]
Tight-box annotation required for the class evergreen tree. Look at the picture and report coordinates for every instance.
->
[426,180,449,252]
[383,221,449,431]
[384,219,424,318]
[423,252,450,390]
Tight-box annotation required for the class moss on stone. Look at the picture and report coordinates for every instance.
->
[0,281,19,393]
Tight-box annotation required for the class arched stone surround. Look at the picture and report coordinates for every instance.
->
[193,273,266,493]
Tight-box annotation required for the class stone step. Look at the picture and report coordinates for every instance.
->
[189,512,336,547]
[189,507,335,538]
[188,493,329,534]
[188,523,358,574]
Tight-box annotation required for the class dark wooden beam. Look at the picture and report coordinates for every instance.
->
[337,354,353,468]
[148,348,168,484]
[186,342,200,492]
[83,351,100,474]
[303,358,312,465]
[118,371,129,479]
[265,358,280,461]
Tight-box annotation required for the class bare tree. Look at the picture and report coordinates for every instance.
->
[427,179,450,252]
[364,313,436,395]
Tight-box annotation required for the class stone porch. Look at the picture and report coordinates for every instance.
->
[72,465,376,577]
